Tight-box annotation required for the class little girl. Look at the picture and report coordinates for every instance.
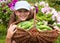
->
[6,1,34,43]
[6,1,60,43]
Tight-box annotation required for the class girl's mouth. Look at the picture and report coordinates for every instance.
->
[20,16,28,21]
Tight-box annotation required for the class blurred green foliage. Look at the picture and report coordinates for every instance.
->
[26,0,60,11]
[47,0,60,11]
[0,24,7,43]
[0,3,11,43]
[0,3,11,25]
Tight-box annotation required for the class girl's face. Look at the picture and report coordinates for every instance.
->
[15,9,30,21]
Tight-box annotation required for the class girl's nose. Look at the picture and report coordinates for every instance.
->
[21,12,25,15]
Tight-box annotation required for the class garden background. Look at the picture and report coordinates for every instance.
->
[0,0,60,43]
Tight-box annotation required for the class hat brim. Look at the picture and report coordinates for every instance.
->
[14,6,30,11]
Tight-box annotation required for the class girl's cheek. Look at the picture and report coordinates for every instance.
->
[25,12,30,14]
[15,11,20,16]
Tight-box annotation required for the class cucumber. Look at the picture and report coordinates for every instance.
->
[36,25,52,30]
[17,21,33,29]
[37,22,44,25]
[17,20,52,30]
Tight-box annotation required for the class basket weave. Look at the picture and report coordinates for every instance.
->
[11,27,58,43]
[12,11,59,43]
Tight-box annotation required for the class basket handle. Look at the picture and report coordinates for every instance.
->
[33,10,36,27]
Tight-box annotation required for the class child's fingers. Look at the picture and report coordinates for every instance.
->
[10,23,16,27]
[57,31,60,34]
[8,25,17,31]
[9,24,13,27]
[13,29,17,33]
[11,25,17,31]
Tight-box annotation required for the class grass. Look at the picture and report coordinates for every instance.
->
[0,24,6,43]
[54,35,60,43]
[0,35,6,43]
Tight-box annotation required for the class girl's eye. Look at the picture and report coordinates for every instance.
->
[18,11,22,12]
[24,10,28,12]
[24,10,29,13]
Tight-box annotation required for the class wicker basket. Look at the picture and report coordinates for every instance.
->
[12,11,59,43]
[12,27,58,43]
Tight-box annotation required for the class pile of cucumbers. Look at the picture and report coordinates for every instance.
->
[17,19,52,31]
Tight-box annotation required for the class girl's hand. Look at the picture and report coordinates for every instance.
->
[6,24,17,39]
[54,26,60,34]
